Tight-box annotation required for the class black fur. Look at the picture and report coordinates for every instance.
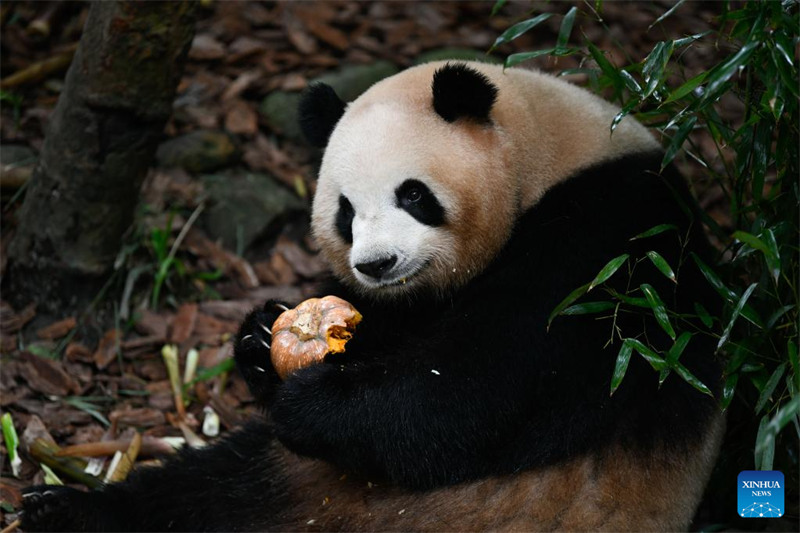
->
[432,63,498,123]
[298,83,346,147]
[335,194,355,243]
[22,153,721,531]
[395,179,446,226]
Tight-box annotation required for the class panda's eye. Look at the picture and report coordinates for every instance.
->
[395,179,445,227]
[406,188,422,203]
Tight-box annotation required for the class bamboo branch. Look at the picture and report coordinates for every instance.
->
[0,43,77,89]
[28,438,103,489]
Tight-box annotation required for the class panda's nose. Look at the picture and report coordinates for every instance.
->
[355,255,398,279]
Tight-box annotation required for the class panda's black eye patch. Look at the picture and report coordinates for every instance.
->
[335,194,354,244]
[395,180,445,227]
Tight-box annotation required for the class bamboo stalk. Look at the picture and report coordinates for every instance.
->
[56,436,175,458]
[1,519,21,533]
[0,43,77,89]
[28,438,102,489]
[106,432,141,482]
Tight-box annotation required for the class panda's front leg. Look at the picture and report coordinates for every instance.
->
[266,341,520,490]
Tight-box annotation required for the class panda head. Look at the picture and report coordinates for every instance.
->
[302,63,519,299]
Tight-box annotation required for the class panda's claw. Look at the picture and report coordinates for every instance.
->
[234,299,291,406]
[21,485,103,532]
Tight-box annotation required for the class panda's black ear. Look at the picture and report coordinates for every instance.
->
[298,83,346,147]
[432,63,498,123]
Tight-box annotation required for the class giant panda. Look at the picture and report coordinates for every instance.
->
[22,61,723,532]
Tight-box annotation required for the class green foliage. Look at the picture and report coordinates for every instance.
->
[145,204,221,309]
[496,1,799,473]
[149,211,179,308]
[0,90,24,125]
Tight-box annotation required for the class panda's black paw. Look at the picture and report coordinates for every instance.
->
[22,485,103,532]
[234,300,290,406]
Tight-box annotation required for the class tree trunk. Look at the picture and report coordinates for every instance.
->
[7,1,196,314]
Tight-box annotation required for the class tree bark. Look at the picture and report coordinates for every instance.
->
[7,1,196,314]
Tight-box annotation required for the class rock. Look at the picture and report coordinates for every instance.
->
[0,144,37,188]
[260,61,399,142]
[188,34,226,61]
[0,144,37,167]
[413,48,502,66]
[260,91,304,142]
[313,61,399,102]
[156,130,239,173]
[199,171,305,253]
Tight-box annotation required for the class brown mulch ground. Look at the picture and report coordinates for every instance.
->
[0,1,733,529]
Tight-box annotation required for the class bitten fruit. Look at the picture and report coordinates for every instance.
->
[270,296,362,380]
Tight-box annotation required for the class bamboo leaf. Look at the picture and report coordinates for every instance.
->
[673,361,713,396]
[504,48,555,68]
[641,283,676,340]
[691,253,736,300]
[659,332,692,385]
[691,253,763,328]
[625,338,669,371]
[589,254,629,291]
[607,289,650,308]
[663,71,708,104]
[630,224,678,241]
[645,250,677,283]
[672,31,712,48]
[648,0,688,30]
[491,14,553,50]
[555,7,577,52]
[755,363,787,415]
[185,357,236,388]
[750,121,771,202]
[667,332,693,365]
[642,41,675,98]
[755,397,800,470]
[788,341,799,392]
[610,341,634,395]
[561,301,616,316]
[767,304,795,330]
[754,415,772,471]
[721,372,738,411]
[767,396,800,435]
[662,115,697,169]
[490,0,508,17]
[548,283,590,329]
[770,38,800,99]
[619,70,642,96]
[610,100,639,133]
[761,228,782,284]
[693,302,714,328]
[62,397,111,427]
[701,41,759,105]
[717,282,758,351]
[587,41,624,96]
